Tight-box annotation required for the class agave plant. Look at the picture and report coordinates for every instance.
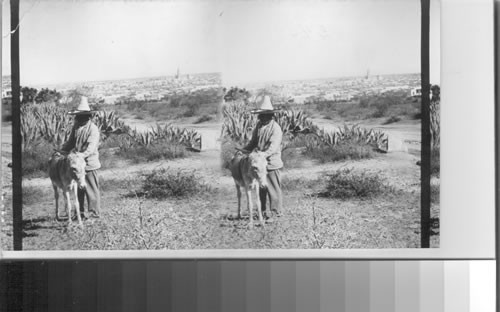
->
[221,101,389,152]
[275,109,318,135]
[94,110,130,136]
[37,109,73,146]
[20,104,41,149]
[221,103,319,145]
[20,103,72,149]
[220,101,256,145]
[126,123,201,150]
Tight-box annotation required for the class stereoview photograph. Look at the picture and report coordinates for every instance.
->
[1,0,440,250]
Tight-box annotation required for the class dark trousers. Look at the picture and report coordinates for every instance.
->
[259,169,282,214]
[78,170,101,215]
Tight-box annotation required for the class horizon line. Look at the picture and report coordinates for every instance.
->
[1,71,432,90]
[222,72,423,87]
[0,72,223,88]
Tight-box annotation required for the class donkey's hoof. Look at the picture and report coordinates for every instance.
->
[55,214,69,222]
[226,213,241,221]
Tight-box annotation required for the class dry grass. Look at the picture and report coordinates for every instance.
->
[15,169,437,250]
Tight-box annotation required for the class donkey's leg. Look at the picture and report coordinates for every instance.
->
[53,185,60,221]
[64,190,72,225]
[236,185,242,219]
[255,185,264,226]
[73,185,83,227]
[246,186,253,228]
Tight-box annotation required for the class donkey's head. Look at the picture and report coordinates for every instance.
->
[248,150,268,187]
[67,152,87,189]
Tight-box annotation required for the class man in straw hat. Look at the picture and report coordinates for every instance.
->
[243,95,283,221]
[62,96,101,219]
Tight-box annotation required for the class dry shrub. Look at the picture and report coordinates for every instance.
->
[137,169,212,199]
[320,168,388,199]
[382,115,401,125]
[194,114,214,124]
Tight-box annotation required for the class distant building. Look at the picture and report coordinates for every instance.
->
[2,89,12,98]
[144,93,162,101]
[102,95,121,105]
[2,89,13,121]
[324,92,353,102]
[410,87,433,99]
[292,93,316,104]
[410,87,422,97]
[134,93,147,101]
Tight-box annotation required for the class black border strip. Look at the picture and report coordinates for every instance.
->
[494,1,499,312]
[10,0,22,250]
[420,0,431,248]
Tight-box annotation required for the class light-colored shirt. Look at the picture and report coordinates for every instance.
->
[62,120,101,171]
[244,119,283,170]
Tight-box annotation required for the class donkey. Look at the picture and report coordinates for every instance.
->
[229,149,268,227]
[48,151,87,227]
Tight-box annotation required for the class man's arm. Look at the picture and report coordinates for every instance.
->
[243,122,259,151]
[80,124,100,158]
[262,124,282,158]
[61,127,76,152]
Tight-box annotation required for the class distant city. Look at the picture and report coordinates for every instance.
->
[239,73,421,104]
[2,72,421,104]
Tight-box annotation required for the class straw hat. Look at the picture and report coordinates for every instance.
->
[250,95,280,114]
[68,96,95,115]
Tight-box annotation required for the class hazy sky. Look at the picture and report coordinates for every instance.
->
[2,0,440,86]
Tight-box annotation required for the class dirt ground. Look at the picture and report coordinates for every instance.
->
[1,117,440,250]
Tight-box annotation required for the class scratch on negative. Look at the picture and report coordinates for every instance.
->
[2,0,40,39]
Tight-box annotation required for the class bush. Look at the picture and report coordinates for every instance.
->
[382,115,401,125]
[358,97,370,108]
[116,141,188,164]
[138,169,211,199]
[371,102,389,118]
[305,140,375,163]
[220,139,240,170]
[99,133,132,150]
[183,98,202,117]
[338,104,370,120]
[22,139,56,178]
[320,168,388,199]
[194,114,213,124]
[282,147,307,169]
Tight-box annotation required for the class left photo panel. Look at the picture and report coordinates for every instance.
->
[1,0,224,250]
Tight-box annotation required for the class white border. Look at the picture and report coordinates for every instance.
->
[1,0,496,259]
